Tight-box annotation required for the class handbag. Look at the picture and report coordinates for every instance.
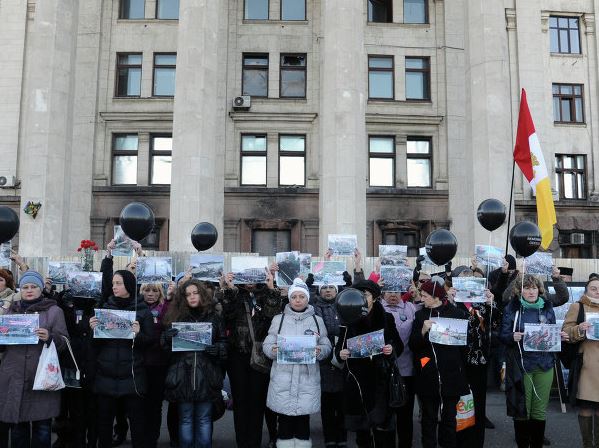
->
[387,358,407,408]
[61,336,82,389]
[33,340,65,391]
[456,390,476,431]
[244,302,272,374]
[559,301,585,368]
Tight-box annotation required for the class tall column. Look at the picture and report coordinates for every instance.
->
[18,0,79,256]
[448,0,513,255]
[319,0,367,252]
[169,0,225,251]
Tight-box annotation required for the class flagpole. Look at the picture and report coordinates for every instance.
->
[505,160,516,254]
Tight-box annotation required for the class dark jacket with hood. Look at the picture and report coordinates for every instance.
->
[333,300,403,431]
[92,295,155,397]
[313,295,344,393]
[161,308,227,403]
[409,301,470,398]
[0,298,68,423]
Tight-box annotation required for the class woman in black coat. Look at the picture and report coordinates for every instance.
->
[333,280,403,448]
[409,280,469,448]
[89,269,155,448]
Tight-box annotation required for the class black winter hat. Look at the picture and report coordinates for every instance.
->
[354,280,382,299]
[505,255,517,270]
[114,269,137,298]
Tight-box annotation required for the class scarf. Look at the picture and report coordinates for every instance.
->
[520,296,545,310]
[19,297,43,312]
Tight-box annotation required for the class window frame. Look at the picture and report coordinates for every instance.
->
[368,135,396,187]
[152,52,177,98]
[111,133,139,185]
[549,16,581,54]
[367,0,393,23]
[240,133,268,187]
[368,55,395,100]
[552,83,585,124]
[119,0,145,19]
[244,0,269,20]
[279,53,307,99]
[155,0,179,20]
[242,53,269,98]
[280,0,306,21]
[406,136,432,188]
[403,0,429,24]
[149,133,173,185]
[405,56,431,101]
[278,134,306,187]
[115,52,143,98]
[555,154,587,200]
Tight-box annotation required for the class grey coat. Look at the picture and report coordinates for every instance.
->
[263,305,331,416]
[0,299,68,424]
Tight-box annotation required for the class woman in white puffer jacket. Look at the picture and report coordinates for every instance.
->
[263,278,331,448]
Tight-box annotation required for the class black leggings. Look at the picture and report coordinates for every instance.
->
[97,394,146,448]
[277,414,310,441]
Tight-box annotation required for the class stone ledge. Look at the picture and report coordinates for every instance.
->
[366,113,444,125]
[99,111,174,122]
[367,188,448,197]
[225,187,318,196]
[93,186,171,195]
[229,111,318,123]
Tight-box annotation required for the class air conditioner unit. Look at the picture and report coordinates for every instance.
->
[233,95,251,110]
[0,174,17,188]
[570,232,586,245]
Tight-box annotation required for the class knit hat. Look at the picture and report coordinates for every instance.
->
[19,270,44,290]
[354,279,382,299]
[175,271,186,285]
[420,280,445,300]
[288,278,309,298]
[505,254,517,271]
[451,265,471,277]
[319,283,338,293]
[114,270,137,298]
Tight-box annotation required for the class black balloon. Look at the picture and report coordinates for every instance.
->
[477,199,507,232]
[119,202,155,242]
[191,222,218,251]
[509,221,541,257]
[425,229,458,266]
[0,206,19,244]
[336,288,368,325]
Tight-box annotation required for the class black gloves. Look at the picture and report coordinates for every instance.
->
[305,273,315,288]
[415,255,425,272]
[445,262,452,276]
[163,328,179,339]
[412,267,420,284]
[204,344,219,356]
[342,271,352,286]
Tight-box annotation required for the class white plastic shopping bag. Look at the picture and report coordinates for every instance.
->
[456,391,475,431]
[32,341,65,391]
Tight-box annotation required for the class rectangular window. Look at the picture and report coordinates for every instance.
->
[153,53,176,97]
[555,154,586,199]
[553,83,584,123]
[368,0,392,23]
[404,0,427,24]
[550,17,581,54]
[558,231,592,258]
[112,134,138,185]
[280,54,307,98]
[156,0,179,19]
[405,57,430,100]
[115,53,142,97]
[369,136,395,187]
[150,134,173,185]
[279,135,305,186]
[368,56,394,99]
[281,0,306,20]
[252,229,291,255]
[407,137,432,187]
[383,230,420,256]
[242,54,269,97]
[120,0,145,19]
[241,134,267,186]
[244,0,269,20]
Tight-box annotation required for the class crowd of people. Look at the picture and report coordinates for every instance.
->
[0,244,597,448]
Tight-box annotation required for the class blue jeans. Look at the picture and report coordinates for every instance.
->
[178,401,212,448]
[10,419,51,448]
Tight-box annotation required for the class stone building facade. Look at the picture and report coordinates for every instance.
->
[2,0,599,258]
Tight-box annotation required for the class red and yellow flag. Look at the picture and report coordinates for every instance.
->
[513,89,556,249]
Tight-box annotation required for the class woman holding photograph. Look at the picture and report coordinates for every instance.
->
[499,274,568,448]
[334,280,402,448]
[161,279,227,448]
[263,278,331,447]
[409,279,469,448]
[89,269,155,448]
[562,278,599,448]
[0,270,68,448]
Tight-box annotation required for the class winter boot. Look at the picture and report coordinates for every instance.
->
[578,415,594,448]
[593,414,599,448]
[276,439,296,448]
[529,419,546,448]
[514,419,530,448]
[294,439,312,448]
